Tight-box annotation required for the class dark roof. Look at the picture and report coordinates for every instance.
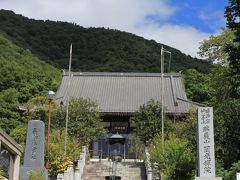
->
[55,72,191,114]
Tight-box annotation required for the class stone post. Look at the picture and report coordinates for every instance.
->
[20,120,48,180]
[74,167,80,180]
[12,155,21,180]
[195,107,221,180]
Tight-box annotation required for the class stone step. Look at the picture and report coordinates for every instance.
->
[82,160,146,180]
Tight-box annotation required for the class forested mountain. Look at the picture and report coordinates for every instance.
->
[0,9,211,73]
[0,9,213,134]
[0,33,60,132]
[0,2,239,178]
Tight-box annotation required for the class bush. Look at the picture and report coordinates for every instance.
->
[29,170,45,180]
[0,167,4,180]
[46,129,81,176]
[217,161,240,180]
[150,134,195,180]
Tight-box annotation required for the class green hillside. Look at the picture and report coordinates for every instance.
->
[0,33,60,132]
[0,9,211,73]
[0,9,211,133]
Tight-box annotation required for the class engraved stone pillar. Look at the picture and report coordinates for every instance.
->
[20,120,48,180]
[195,107,221,180]
[237,173,240,180]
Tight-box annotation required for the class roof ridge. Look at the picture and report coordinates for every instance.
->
[63,72,182,77]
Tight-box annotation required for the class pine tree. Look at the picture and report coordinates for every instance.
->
[224,0,240,98]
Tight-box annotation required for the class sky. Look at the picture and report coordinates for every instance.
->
[0,0,228,57]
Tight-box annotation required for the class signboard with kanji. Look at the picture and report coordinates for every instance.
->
[197,107,215,177]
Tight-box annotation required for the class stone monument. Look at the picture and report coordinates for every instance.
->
[20,120,48,180]
[195,107,221,180]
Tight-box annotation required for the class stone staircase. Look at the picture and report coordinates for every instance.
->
[82,160,147,180]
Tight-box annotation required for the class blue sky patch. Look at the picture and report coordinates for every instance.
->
[161,0,228,33]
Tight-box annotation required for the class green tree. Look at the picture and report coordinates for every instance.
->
[224,0,240,97]
[10,124,27,148]
[150,134,195,180]
[194,1,240,174]
[131,99,172,144]
[198,29,235,64]
[208,66,232,105]
[22,96,52,123]
[214,99,240,168]
[53,98,106,145]
[184,69,214,104]
[0,88,21,133]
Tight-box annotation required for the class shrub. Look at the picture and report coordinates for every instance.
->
[29,170,45,180]
[46,129,81,176]
[217,161,240,180]
[150,134,195,180]
[0,167,4,180]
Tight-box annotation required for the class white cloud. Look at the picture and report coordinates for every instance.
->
[0,0,212,57]
[132,23,211,57]
[1,0,175,27]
